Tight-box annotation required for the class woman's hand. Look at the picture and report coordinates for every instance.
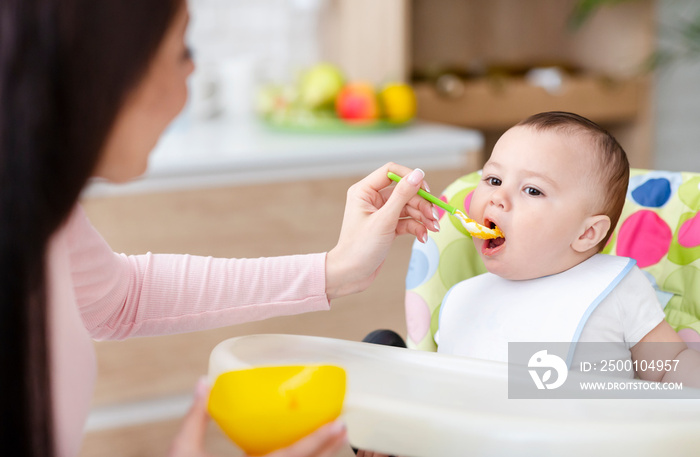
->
[326,163,439,299]
[356,451,394,457]
[168,378,348,457]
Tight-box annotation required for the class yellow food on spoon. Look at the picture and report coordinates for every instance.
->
[385,172,504,240]
[208,365,346,456]
[454,209,504,239]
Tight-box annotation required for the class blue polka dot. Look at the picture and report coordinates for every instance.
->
[405,237,439,289]
[628,172,682,208]
[631,178,671,207]
[406,251,428,289]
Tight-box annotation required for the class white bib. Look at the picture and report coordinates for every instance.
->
[437,254,635,366]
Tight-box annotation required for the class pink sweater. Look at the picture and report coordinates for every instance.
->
[47,205,330,456]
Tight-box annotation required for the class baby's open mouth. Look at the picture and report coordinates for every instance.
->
[484,220,506,251]
[487,236,506,249]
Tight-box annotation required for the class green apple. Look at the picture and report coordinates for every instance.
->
[298,63,345,110]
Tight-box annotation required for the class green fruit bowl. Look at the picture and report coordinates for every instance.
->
[260,116,411,135]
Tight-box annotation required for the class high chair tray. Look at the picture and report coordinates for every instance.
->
[208,334,700,457]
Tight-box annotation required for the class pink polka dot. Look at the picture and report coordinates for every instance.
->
[436,195,449,219]
[616,210,672,268]
[678,213,700,248]
[464,191,474,213]
[678,328,700,352]
[405,291,431,344]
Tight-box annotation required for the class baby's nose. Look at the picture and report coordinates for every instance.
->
[489,189,509,210]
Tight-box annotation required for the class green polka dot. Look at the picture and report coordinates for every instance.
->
[601,229,617,255]
[678,176,700,211]
[668,211,700,265]
[430,305,441,347]
[447,187,476,235]
[663,265,700,331]
[438,238,486,290]
[433,236,486,348]
[455,171,481,186]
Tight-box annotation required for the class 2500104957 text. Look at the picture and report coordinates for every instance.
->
[597,359,680,373]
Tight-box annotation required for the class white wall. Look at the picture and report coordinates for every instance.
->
[654,0,700,172]
[184,0,326,120]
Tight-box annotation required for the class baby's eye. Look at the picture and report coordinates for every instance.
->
[524,187,542,196]
[486,177,502,186]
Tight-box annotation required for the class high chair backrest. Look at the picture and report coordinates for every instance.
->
[405,169,700,352]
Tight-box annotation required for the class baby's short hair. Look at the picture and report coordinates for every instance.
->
[516,111,629,250]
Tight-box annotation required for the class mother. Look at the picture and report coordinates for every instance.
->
[0,0,438,456]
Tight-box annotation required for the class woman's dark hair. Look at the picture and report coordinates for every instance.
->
[0,0,181,454]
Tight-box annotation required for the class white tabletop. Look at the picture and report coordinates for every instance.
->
[83,118,483,198]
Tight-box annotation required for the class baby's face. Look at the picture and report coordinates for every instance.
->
[469,126,602,280]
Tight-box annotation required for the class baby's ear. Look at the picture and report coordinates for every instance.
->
[572,215,611,253]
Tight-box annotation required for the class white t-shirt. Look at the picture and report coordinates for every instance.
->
[579,265,665,345]
[571,265,666,377]
[437,262,666,379]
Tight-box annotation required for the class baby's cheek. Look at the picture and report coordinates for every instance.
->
[468,192,486,217]
[519,228,550,256]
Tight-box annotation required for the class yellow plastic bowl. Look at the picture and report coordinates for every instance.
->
[207,365,346,456]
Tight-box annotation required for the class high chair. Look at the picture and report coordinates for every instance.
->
[405,168,700,351]
[208,169,700,457]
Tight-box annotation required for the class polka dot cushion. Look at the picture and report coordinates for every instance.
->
[405,169,700,352]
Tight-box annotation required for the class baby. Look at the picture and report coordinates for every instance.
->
[437,111,700,387]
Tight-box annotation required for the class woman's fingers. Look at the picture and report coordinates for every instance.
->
[396,219,429,243]
[325,163,437,299]
[402,204,439,233]
[264,420,347,457]
[375,168,427,223]
[355,162,424,194]
[378,175,438,225]
[168,377,212,457]
[356,451,394,457]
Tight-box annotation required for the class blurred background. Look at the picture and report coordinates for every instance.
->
[79,1,700,456]
[173,0,700,172]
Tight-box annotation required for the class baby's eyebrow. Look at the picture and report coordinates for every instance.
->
[522,170,558,189]
[483,161,501,171]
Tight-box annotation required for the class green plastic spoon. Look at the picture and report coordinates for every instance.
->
[387,171,504,240]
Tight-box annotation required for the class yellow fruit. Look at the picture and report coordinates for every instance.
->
[379,82,417,124]
[207,365,346,456]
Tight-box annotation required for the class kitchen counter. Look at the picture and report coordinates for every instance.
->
[84,118,483,197]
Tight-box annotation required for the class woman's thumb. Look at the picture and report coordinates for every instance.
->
[381,168,425,219]
[170,377,211,455]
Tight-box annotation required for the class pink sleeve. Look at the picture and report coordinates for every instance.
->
[66,206,330,340]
